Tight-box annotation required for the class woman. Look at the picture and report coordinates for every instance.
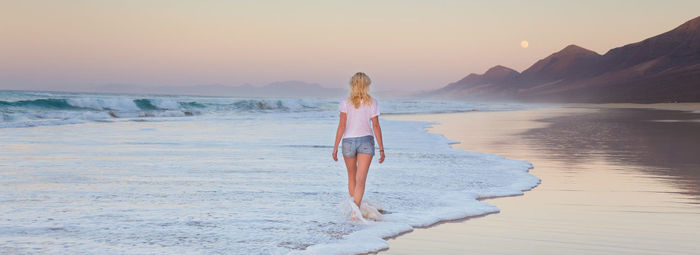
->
[332,72,385,221]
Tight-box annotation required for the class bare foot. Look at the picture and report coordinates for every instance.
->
[349,201,367,223]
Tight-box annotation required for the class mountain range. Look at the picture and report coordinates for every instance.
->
[80,81,417,99]
[88,81,347,98]
[428,16,700,103]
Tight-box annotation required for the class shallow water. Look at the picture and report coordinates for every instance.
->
[0,91,540,254]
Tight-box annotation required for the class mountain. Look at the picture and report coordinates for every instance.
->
[429,16,700,103]
[520,44,601,83]
[248,81,346,97]
[427,65,519,99]
[600,15,700,74]
[90,81,347,98]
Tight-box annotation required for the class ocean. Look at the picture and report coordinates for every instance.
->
[0,90,540,254]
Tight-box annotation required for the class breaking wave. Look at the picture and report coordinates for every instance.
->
[0,90,533,128]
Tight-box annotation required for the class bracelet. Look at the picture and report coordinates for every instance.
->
[379,149,384,152]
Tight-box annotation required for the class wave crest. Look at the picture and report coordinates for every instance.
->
[0,98,81,110]
[1,90,532,128]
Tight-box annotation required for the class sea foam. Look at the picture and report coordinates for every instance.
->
[0,90,540,254]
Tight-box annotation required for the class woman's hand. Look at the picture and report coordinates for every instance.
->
[332,148,338,162]
[378,150,385,164]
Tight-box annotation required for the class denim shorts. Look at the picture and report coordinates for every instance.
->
[341,135,375,158]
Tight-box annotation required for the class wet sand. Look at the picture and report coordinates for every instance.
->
[382,105,700,254]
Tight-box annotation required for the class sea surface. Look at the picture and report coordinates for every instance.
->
[0,90,541,254]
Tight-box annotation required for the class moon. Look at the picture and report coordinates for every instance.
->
[521,40,529,48]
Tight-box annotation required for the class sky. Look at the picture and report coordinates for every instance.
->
[1,0,699,92]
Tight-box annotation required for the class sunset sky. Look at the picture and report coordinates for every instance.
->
[1,0,699,91]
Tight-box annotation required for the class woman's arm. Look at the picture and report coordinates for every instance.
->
[371,116,385,164]
[332,112,347,161]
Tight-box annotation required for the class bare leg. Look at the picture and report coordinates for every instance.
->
[353,153,373,207]
[343,156,357,197]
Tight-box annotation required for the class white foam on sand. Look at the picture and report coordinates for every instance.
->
[292,121,539,255]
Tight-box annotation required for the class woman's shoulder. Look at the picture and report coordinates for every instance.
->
[368,98,378,107]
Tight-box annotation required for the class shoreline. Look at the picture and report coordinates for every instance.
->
[380,103,700,254]
[569,102,700,113]
[366,107,562,254]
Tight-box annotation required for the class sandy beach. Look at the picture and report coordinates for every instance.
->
[382,104,700,254]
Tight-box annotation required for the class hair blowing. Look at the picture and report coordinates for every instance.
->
[349,72,372,109]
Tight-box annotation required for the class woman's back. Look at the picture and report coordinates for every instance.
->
[339,98,380,139]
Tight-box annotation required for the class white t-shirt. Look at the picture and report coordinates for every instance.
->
[339,98,380,138]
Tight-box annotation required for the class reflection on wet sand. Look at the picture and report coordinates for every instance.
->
[524,108,700,199]
[383,106,700,255]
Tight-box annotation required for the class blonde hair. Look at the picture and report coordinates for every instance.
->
[349,72,372,109]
